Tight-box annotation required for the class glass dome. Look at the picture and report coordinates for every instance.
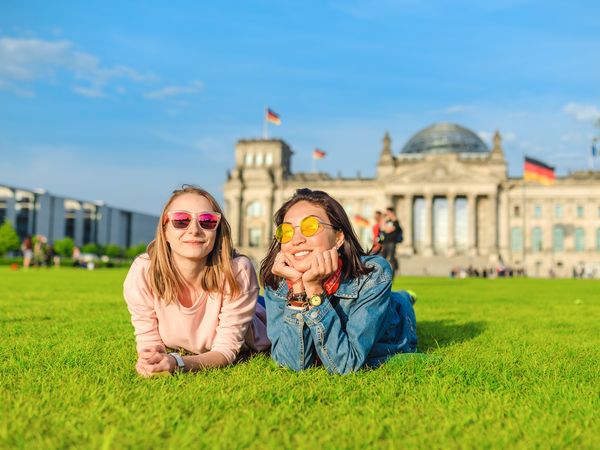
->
[401,123,489,155]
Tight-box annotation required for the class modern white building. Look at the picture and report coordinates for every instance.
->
[0,184,158,248]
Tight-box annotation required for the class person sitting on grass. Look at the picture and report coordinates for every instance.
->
[259,188,417,374]
[124,185,269,377]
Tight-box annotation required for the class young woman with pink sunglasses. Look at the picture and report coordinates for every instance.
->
[123,186,269,376]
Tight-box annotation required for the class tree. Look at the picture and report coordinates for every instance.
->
[81,243,101,255]
[126,242,148,259]
[104,244,123,258]
[54,237,75,257]
[0,221,20,256]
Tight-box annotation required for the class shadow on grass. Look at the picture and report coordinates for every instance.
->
[418,320,486,352]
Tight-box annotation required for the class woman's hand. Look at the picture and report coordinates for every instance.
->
[272,252,304,292]
[136,345,175,377]
[302,247,339,297]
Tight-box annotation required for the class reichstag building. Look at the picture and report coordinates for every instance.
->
[224,123,600,278]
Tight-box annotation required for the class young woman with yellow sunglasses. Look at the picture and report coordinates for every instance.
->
[260,188,417,374]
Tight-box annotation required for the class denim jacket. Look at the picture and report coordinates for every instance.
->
[265,255,417,374]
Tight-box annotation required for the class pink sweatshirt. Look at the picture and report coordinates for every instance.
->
[123,254,270,364]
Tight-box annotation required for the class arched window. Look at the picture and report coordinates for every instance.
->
[511,227,523,252]
[265,153,273,165]
[246,201,263,218]
[531,227,542,252]
[255,153,264,166]
[552,225,564,251]
[244,153,254,166]
[574,227,585,252]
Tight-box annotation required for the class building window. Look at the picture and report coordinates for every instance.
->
[343,202,354,216]
[554,204,563,218]
[574,228,585,252]
[552,225,564,251]
[513,205,520,217]
[596,228,600,251]
[598,206,600,218]
[531,227,542,252]
[255,153,264,166]
[511,226,523,252]
[0,199,6,225]
[265,153,273,166]
[244,153,254,166]
[533,205,542,218]
[246,201,263,217]
[248,228,261,247]
[576,206,584,218]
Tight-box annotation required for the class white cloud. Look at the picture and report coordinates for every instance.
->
[563,102,600,122]
[143,80,203,100]
[0,36,156,97]
[443,104,474,114]
[72,85,105,98]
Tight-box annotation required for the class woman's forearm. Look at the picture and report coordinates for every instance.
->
[181,350,230,371]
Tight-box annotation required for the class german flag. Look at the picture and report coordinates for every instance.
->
[266,108,281,125]
[354,215,369,227]
[524,156,555,185]
[313,148,326,159]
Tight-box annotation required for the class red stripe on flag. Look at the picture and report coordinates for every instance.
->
[266,108,281,125]
[313,149,326,159]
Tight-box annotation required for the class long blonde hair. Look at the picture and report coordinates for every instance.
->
[147,185,240,303]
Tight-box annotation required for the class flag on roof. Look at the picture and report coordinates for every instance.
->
[265,108,281,125]
[313,148,326,159]
[524,156,555,185]
[354,215,369,227]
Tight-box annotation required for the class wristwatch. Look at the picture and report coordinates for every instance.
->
[308,292,325,307]
[168,352,185,373]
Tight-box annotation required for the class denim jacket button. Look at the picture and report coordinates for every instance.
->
[310,310,319,319]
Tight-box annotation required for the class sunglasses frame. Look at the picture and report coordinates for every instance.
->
[163,210,222,230]
[275,215,336,244]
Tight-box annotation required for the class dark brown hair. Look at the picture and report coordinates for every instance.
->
[260,188,373,289]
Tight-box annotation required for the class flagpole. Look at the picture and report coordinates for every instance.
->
[263,108,268,139]
[312,153,316,173]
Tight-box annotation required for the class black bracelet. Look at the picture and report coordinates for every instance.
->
[286,291,308,307]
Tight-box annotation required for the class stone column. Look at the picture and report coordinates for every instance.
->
[230,193,242,247]
[447,194,456,256]
[489,194,498,256]
[423,194,433,256]
[403,195,414,254]
[468,194,477,256]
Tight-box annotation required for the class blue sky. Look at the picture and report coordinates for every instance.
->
[1,0,599,215]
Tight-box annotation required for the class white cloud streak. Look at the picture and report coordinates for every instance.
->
[563,102,600,122]
[0,36,156,97]
[143,80,203,100]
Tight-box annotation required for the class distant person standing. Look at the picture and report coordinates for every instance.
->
[21,236,33,269]
[371,210,383,254]
[380,207,403,278]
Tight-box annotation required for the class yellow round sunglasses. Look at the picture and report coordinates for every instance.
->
[275,215,336,244]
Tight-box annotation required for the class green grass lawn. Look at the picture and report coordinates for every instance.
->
[1,268,599,449]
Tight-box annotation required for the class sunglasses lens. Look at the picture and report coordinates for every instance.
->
[275,223,294,243]
[170,212,192,229]
[300,216,320,237]
[198,213,220,230]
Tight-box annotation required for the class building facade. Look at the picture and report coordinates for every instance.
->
[224,123,600,277]
[0,184,158,249]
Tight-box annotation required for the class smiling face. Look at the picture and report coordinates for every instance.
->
[280,200,344,273]
[164,193,219,268]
